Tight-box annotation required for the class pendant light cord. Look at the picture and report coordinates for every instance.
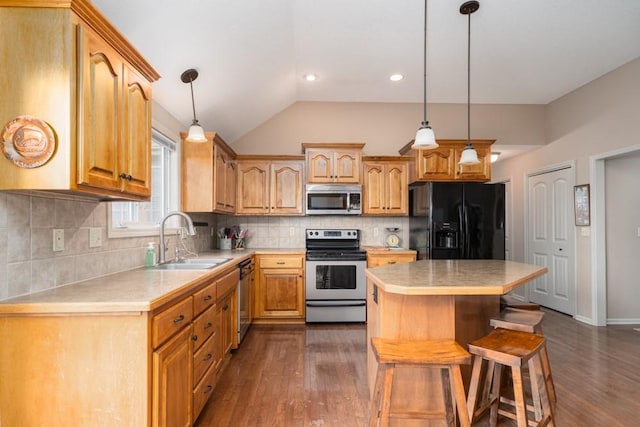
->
[189,78,198,124]
[422,0,428,125]
[466,10,471,145]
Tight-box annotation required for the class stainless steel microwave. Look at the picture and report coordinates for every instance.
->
[305,184,362,215]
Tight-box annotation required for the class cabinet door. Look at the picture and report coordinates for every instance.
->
[306,150,334,183]
[236,161,270,214]
[333,150,361,183]
[363,163,385,214]
[121,65,152,197]
[417,147,455,181]
[385,162,408,215]
[77,26,123,192]
[271,161,304,214]
[213,147,236,213]
[220,292,235,354]
[256,268,304,318]
[454,145,491,181]
[152,326,192,427]
[226,160,237,210]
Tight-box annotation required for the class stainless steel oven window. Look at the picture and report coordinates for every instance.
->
[313,264,357,290]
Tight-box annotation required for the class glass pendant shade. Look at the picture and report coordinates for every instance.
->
[411,122,438,150]
[186,122,207,143]
[459,143,479,165]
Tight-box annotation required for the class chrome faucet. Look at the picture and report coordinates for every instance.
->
[159,211,197,264]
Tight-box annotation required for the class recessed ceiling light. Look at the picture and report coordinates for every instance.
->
[304,74,317,82]
[389,74,404,82]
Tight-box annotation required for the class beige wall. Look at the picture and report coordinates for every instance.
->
[492,57,640,323]
[232,101,545,155]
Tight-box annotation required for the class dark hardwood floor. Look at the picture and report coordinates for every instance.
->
[195,310,640,426]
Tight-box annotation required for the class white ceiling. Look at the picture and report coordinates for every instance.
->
[93,0,640,143]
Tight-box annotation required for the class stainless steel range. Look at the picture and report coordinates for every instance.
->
[305,229,367,322]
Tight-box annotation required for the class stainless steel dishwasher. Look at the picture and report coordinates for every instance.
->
[237,258,254,344]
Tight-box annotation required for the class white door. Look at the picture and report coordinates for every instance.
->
[527,167,575,314]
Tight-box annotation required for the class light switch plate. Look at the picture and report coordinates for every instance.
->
[53,229,64,252]
[89,227,102,248]
[580,227,590,237]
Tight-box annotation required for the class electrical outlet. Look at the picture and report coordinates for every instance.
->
[290,227,295,236]
[53,229,64,252]
[89,227,102,248]
[373,227,379,237]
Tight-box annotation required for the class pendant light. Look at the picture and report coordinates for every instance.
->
[180,68,207,143]
[458,1,480,165]
[411,0,438,150]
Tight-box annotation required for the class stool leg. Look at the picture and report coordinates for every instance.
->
[369,363,386,427]
[380,364,395,427]
[529,354,555,427]
[466,355,484,422]
[511,365,528,427]
[540,344,557,403]
[488,363,502,427]
[440,369,455,427]
[449,365,471,427]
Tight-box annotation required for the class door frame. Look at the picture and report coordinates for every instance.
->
[524,160,576,312]
[590,144,640,326]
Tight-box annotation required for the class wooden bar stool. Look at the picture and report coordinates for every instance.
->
[490,308,556,403]
[466,328,555,427]
[369,338,472,427]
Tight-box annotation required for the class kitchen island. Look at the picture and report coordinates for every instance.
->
[365,259,547,420]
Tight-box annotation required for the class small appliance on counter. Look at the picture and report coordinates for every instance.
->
[384,227,401,249]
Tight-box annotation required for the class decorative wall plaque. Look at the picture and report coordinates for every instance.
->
[1,115,56,168]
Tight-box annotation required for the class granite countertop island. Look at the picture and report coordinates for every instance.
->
[365,258,548,408]
[366,259,548,296]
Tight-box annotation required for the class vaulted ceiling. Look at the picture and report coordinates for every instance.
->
[93,0,640,143]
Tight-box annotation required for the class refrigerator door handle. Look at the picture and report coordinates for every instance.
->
[462,205,470,258]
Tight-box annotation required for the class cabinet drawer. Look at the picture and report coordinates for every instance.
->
[152,297,193,349]
[193,282,216,316]
[193,332,216,385]
[193,363,217,420]
[217,269,239,300]
[192,304,216,351]
[259,256,303,269]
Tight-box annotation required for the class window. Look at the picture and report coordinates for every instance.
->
[109,129,178,237]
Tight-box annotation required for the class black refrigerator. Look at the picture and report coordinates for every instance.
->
[409,182,505,260]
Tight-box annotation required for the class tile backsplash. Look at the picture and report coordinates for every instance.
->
[0,192,410,301]
[0,192,214,301]
[215,215,409,250]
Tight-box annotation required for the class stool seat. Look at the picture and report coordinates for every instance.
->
[370,338,472,427]
[490,308,545,333]
[467,328,555,427]
[500,295,541,311]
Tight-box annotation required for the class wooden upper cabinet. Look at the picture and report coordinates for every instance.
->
[363,158,408,215]
[302,143,364,183]
[181,132,237,214]
[121,65,152,197]
[0,1,159,200]
[454,144,491,181]
[236,157,304,215]
[399,140,494,183]
[214,146,236,213]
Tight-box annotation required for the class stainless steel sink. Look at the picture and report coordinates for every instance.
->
[149,257,232,270]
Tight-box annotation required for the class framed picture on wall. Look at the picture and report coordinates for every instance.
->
[574,184,590,226]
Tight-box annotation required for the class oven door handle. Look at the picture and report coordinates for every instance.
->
[306,301,366,307]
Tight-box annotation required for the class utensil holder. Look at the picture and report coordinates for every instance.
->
[235,238,245,250]
[219,237,232,250]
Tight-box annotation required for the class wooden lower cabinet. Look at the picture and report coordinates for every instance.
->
[366,250,416,268]
[0,267,240,427]
[153,326,193,427]
[254,254,305,323]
